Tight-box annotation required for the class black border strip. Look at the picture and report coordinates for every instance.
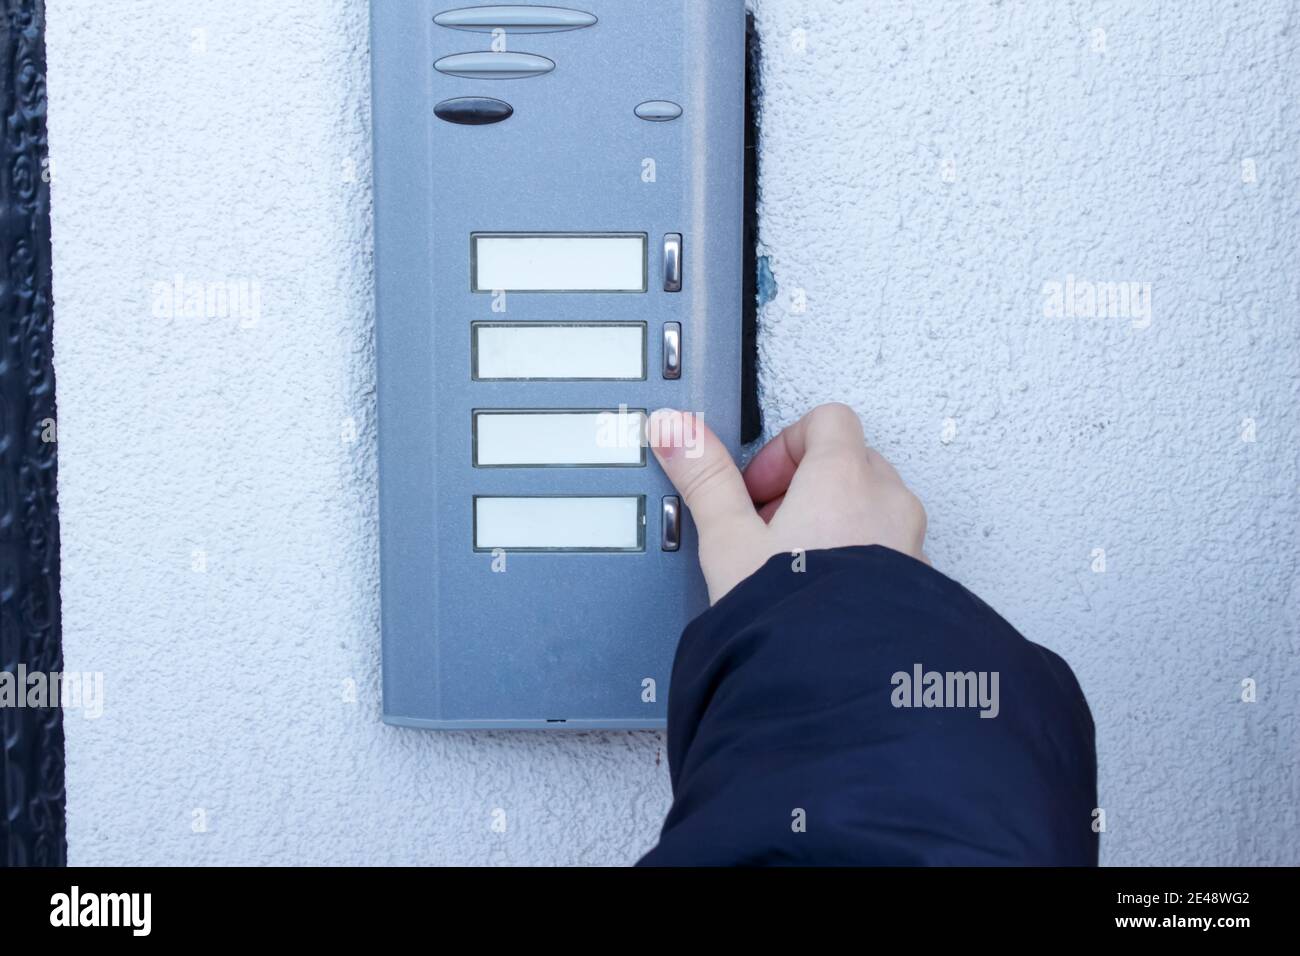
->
[741,12,762,444]
[0,0,66,868]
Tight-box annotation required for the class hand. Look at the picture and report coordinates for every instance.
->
[648,403,929,604]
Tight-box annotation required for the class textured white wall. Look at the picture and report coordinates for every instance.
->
[47,0,1297,865]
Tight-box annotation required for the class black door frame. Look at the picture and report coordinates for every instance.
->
[0,0,65,867]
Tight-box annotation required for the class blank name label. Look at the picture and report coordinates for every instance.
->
[473,323,646,380]
[474,410,646,467]
[474,496,645,552]
[472,234,647,292]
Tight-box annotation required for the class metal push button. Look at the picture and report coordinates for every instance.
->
[663,233,682,292]
[662,322,681,380]
[661,496,681,552]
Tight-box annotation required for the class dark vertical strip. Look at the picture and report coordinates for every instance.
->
[0,0,65,867]
[741,13,762,444]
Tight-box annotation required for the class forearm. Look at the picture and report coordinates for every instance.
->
[639,546,1098,867]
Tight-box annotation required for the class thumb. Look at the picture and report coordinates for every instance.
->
[648,409,762,544]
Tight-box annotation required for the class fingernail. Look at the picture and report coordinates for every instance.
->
[649,408,681,459]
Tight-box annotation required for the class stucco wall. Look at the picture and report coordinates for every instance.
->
[47,0,1297,865]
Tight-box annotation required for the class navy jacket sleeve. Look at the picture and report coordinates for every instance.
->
[638,546,1098,866]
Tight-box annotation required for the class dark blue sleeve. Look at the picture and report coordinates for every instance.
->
[638,545,1098,866]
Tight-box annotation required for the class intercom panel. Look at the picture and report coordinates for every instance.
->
[372,1,747,728]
